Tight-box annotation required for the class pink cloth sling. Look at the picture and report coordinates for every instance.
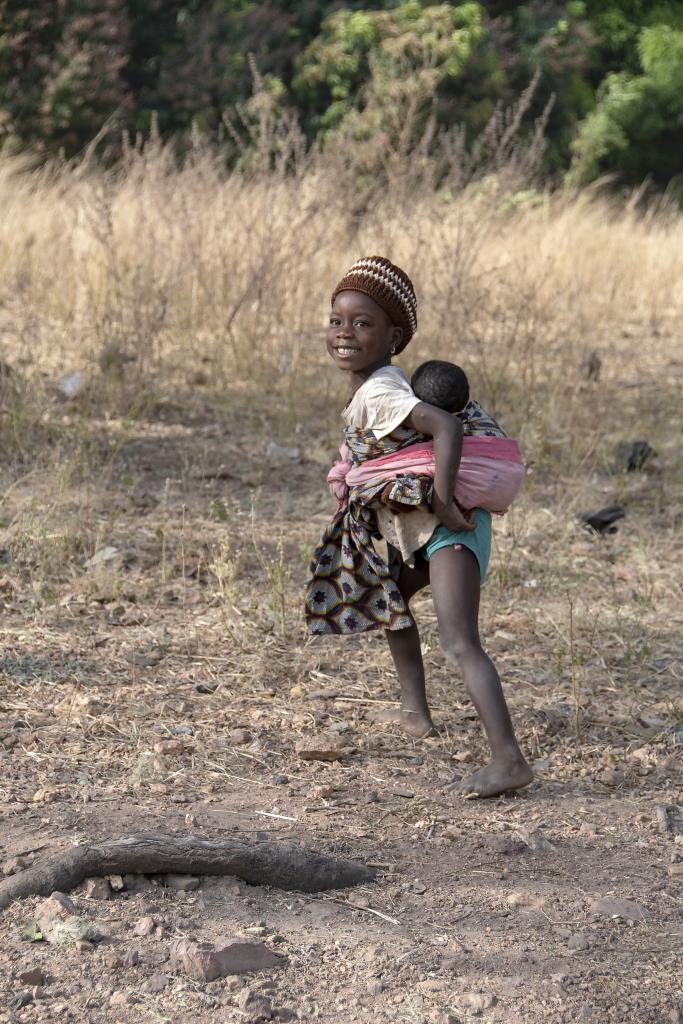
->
[327,436,525,514]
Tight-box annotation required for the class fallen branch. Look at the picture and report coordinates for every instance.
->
[0,832,374,910]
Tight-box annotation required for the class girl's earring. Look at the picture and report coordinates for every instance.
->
[390,346,396,355]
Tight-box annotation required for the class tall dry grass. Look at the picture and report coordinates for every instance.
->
[1,139,681,460]
[0,123,680,776]
[0,125,681,595]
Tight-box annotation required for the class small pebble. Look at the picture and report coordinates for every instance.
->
[140,973,169,994]
[230,728,252,746]
[568,933,590,951]
[133,916,156,937]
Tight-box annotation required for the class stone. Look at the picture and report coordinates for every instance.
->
[366,979,383,995]
[164,873,200,892]
[432,1012,459,1024]
[37,892,77,922]
[17,967,45,987]
[230,729,253,746]
[130,751,167,787]
[590,897,646,923]
[83,877,112,900]
[84,546,119,568]
[122,949,140,967]
[110,991,140,1006]
[491,836,526,856]
[3,854,30,876]
[418,979,447,993]
[307,785,334,800]
[74,939,96,953]
[506,890,545,910]
[133,916,156,936]
[295,734,355,762]
[123,874,152,894]
[12,991,33,1010]
[107,874,125,892]
[272,774,289,786]
[599,768,624,787]
[568,933,591,951]
[411,880,427,895]
[458,992,496,1014]
[654,805,673,832]
[518,828,555,852]
[265,441,300,461]
[153,739,184,755]
[36,892,104,946]
[140,973,169,994]
[667,863,683,877]
[170,938,283,982]
[238,987,273,1020]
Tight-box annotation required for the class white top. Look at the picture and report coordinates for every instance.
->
[342,365,434,564]
[343,365,421,440]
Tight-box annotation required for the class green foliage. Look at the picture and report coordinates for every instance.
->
[293,2,489,140]
[568,24,683,188]
[0,1,681,193]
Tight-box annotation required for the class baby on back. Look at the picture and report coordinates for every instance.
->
[328,359,525,514]
[411,359,471,417]
[411,359,506,437]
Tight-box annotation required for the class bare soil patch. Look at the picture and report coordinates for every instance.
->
[1,368,682,1023]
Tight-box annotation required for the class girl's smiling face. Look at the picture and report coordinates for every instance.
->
[327,290,403,386]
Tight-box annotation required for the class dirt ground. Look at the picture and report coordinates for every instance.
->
[0,384,682,1024]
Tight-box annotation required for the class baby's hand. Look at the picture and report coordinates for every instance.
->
[434,499,476,533]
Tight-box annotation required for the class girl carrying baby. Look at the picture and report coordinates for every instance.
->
[305,256,531,798]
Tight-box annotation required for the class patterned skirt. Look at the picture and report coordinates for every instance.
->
[305,425,433,636]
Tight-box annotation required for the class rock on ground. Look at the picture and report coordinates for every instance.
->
[170,938,283,982]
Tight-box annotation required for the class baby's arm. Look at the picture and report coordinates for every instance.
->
[404,402,475,533]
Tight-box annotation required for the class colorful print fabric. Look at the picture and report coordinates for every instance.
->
[305,399,505,636]
[305,424,432,635]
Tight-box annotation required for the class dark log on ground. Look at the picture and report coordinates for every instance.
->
[0,832,374,910]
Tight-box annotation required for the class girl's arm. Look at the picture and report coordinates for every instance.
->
[404,402,475,533]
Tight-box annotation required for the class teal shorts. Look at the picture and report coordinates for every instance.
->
[418,508,492,583]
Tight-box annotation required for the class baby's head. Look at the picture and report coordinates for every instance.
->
[411,360,470,414]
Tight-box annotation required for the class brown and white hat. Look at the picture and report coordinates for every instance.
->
[331,256,418,349]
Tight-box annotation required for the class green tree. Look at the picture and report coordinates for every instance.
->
[568,24,683,190]
[0,1,66,147]
[42,0,132,153]
[0,0,131,154]
[293,2,493,140]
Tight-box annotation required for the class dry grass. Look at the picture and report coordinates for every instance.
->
[0,141,681,701]
[0,145,682,1021]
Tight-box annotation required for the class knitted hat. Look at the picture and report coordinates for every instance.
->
[331,256,417,349]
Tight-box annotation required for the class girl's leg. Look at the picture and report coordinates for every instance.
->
[378,558,435,738]
[429,545,532,797]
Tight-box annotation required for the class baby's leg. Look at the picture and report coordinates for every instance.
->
[378,559,436,738]
[429,545,532,797]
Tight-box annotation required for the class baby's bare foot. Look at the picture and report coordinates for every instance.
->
[448,756,533,799]
[371,707,437,739]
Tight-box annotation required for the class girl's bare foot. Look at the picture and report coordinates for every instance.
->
[371,707,437,739]
[448,756,533,798]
